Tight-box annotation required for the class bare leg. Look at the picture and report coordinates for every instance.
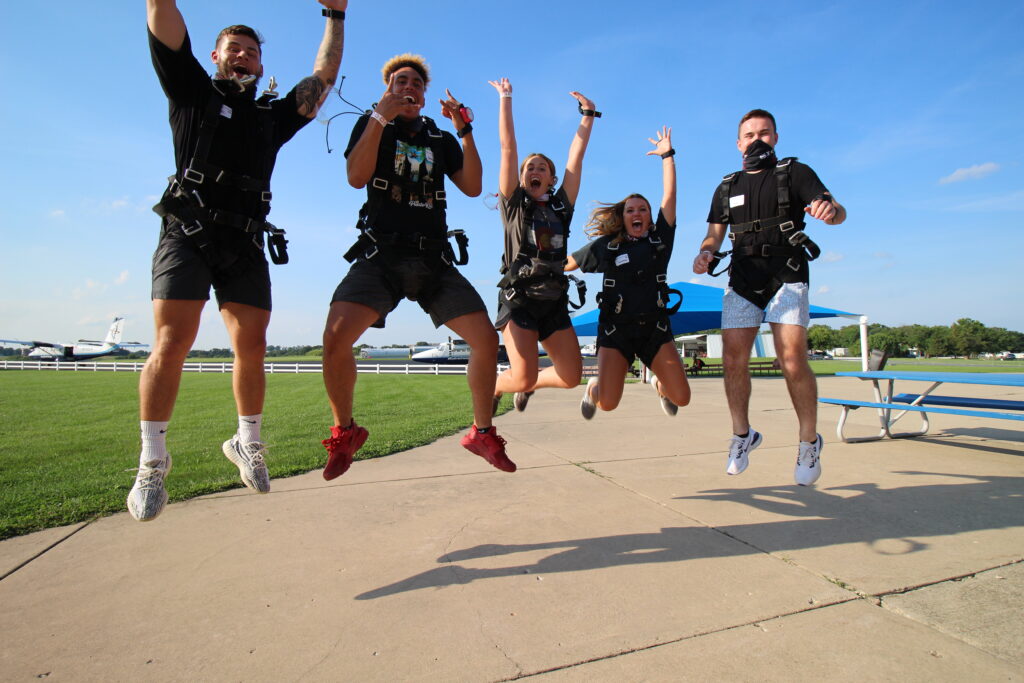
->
[722,327,758,435]
[536,326,583,389]
[139,299,205,421]
[495,321,539,395]
[649,341,691,407]
[322,301,379,427]
[770,322,818,442]
[220,302,271,416]
[593,347,629,412]
[446,311,500,428]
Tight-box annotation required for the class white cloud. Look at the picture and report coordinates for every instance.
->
[938,162,1000,185]
[114,271,129,285]
[49,209,65,218]
[817,285,830,294]
[688,277,702,284]
[947,189,1024,212]
[822,252,844,263]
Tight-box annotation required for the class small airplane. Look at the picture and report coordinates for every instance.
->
[411,338,545,365]
[1,317,148,361]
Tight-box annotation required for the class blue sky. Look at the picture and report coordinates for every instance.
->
[2,1,1023,348]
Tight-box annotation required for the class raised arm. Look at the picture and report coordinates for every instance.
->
[146,0,186,50]
[295,1,348,119]
[440,88,482,197]
[645,126,676,226]
[561,91,598,205]
[346,72,406,188]
[488,78,519,199]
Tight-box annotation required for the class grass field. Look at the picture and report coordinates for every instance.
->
[0,371,509,540]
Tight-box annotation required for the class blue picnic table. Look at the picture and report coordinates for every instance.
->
[819,371,1024,442]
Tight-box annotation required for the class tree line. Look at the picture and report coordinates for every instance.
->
[807,319,1024,358]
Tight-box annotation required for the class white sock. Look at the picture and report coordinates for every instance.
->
[140,421,169,466]
[238,414,262,444]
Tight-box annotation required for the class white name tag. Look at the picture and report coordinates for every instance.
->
[220,104,233,119]
[729,194,745,208]
[615,253,630,266]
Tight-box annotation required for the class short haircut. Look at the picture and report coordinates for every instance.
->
[215,25,264,53]
[738,109,776,137]
[381,53,430,86]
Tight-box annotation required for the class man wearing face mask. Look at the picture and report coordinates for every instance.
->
[128,0,347,523]
[320,54,514,479]
[693,109,846,487]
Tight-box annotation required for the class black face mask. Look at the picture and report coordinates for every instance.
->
[742,139,777,171]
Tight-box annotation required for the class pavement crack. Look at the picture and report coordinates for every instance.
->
[874,557,1024,600]
[0,520,94,582]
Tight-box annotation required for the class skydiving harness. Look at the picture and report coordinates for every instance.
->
[596,233,682,335]
[342,115,471,300]
[705,157,822,308]
[152,77,289,271]
[497,193,587,310]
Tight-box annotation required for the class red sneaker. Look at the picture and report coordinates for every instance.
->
[460,425,516,473]
[321,421,369,480]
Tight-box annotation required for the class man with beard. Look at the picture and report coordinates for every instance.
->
[128,0,347,522]
[693,109,846,486]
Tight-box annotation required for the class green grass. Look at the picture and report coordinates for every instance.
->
[0,371,509,540]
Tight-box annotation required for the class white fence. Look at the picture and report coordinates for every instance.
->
[0,360,471,375]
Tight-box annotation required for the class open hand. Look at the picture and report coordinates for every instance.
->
[488,78,513,97]
[646,126,672,157]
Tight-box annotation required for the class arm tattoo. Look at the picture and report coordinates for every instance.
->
[296,76,327,118]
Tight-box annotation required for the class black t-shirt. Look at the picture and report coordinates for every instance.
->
[149,29,310,223]
[345,114,463,237]
[573,211,675,318]
[499,185,574,271]
[705,160,828,286]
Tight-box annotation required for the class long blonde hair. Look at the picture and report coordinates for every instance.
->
[585,193,651,244]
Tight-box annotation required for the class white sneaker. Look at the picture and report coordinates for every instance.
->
[652,377,678,417]
[222,436,271,493]
[580,377,598,420]
[514,391,535,412]
[726,430,762,475]
[795,434,823,486]
[127,454,172,522]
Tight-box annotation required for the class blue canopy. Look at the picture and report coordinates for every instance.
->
[570,281,856,337]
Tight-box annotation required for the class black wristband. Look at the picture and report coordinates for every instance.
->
[578,103,602,118]
[457,122,473,139]
[322,8,346,19]
[660,148,676,159]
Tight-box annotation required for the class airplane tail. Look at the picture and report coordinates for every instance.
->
[104,318,125,344]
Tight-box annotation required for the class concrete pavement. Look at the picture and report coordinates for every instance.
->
[1,375,1022,681]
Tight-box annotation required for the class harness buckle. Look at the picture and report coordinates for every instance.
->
[786,257,801,272]
[603,278,616,288]
[261,191,273,203]
[761,244,773,258]
[656,273,667,283]
[435,190,446,200]
[779,220,796,232]
[371,177,389,191]
[364,246,379,260]
[787,230,809,246]
[181,221,204,236]
[727,232,736,241]
[751,220,763,233]
[504,287,519,302]
[183,168,205,185]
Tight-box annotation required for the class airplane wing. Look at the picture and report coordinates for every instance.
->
[0,339,64,349]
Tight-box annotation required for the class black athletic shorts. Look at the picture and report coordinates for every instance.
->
[331,257,486,329]
[596,315,674,368]
[151,223,272,311]
[494,294,572,342]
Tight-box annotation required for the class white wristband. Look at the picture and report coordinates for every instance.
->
[499,93,512,99]
[370,111,388,128]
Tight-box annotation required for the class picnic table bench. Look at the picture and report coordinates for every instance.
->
[819,371,1024,442]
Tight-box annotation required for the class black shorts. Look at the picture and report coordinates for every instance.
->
[151,225,272,311]
[494,294,572,342]
[596,315,674,368]
[331,257,486,329]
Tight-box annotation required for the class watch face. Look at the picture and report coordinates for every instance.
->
[460,106,474,124]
